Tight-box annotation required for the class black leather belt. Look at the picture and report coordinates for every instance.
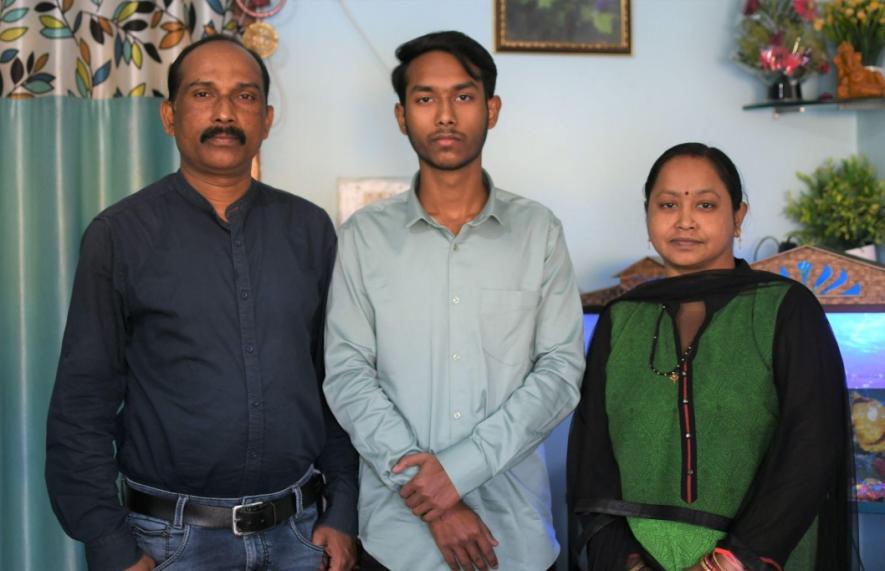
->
[125,475,323,536]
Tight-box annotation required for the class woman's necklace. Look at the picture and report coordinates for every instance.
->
[648,304,691,383]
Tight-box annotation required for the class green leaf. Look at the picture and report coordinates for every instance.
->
[591,11,615,35]
[75,57,91,93]
[0,27,27,42]
[39,14,65,29]
[116,1,138,22]
[2,8,28,23]
[131,41,142,68]
[2,0,16,9]
[75,71,88,97]
[40,27,73,39]
[24,79,53,94]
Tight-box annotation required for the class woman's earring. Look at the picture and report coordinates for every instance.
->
[735,228,742,248]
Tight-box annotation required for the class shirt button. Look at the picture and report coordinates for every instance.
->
[451,353,461,361]
[453,244,459,251]
[241,289,250,300]
[251,401,260,408]
[245,344,255,354]
[687,469,694,475]
[234,239,242,247]
[452,296,460,304]
[685,433,691,439]
[249,451,257,459]
[453,411,462,420]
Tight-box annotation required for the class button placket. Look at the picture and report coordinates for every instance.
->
[229,219,264,486]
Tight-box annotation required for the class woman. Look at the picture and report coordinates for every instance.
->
[567,143,858,571]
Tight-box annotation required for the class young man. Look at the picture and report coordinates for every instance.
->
[323,31,585,571]
[45,36,358,571]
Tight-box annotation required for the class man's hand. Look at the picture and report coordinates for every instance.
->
[124,554,155,571]
[394,453,460,521]
[311,525,356,571]
[427,502,498,570]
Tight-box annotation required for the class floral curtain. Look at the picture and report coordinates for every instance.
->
[0,2,244,569]
[0,0,243,98]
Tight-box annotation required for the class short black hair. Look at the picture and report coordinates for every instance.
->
[391,31,497,105]
[167,35,270,102]
[644,142,744,211]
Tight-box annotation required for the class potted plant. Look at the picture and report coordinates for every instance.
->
[736,0,831,100]
[818,0,885,66]
[785,155,885,260]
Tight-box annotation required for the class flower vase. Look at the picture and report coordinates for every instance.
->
[768,74,803,101]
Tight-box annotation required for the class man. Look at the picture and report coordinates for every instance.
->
[46,36,358,571]
[323,31,585,571]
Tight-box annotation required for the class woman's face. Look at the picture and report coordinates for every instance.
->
[646,156,747,277]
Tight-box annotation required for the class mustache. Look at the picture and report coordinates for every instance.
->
[200,126,246,144]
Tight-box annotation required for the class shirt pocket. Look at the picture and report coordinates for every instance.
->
[479,289,540,366]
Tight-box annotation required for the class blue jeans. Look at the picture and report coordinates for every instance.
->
[125,471,325,571]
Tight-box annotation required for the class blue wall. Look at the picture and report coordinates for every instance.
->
[257,0,861,292]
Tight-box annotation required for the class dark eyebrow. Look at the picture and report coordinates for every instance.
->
[184,81,261,91]
[657,188,720,197]
[409,80,479,94]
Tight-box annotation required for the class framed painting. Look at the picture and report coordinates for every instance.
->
[337,177,410,224]
[495,0,631,54]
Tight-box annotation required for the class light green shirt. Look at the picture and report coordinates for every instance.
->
[323,173,585,570]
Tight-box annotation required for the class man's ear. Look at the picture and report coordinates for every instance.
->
[262,105,274,140]
[160,99,175,136]
[394,102,407,135]
[486,95,501,129]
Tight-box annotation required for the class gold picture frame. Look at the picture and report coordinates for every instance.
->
[495,0,631,54]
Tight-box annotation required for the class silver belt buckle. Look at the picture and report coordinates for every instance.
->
[232,501,275,536]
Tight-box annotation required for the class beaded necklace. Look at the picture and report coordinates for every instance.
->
[648,304,692,383]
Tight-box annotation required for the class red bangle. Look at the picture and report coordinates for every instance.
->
[759,556,783,571]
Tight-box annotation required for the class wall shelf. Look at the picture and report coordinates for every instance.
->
[743,96,885,116]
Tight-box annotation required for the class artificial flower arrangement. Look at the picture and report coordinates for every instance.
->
[736,0,831,82]
[818,0,885,65]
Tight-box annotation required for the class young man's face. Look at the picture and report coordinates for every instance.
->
[395,50,501,172]
[160,41,273,179]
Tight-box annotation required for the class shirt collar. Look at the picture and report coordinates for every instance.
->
[404,170,505,229]
[172,170,258,224]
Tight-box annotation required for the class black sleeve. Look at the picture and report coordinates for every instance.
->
[720,284,849,570]
[567,307,644,570]
[45,218,141,571]
[313,216,359,535]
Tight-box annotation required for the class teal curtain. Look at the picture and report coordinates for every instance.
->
[0,96,177,570]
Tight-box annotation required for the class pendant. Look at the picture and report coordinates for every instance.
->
[669,371,679,383]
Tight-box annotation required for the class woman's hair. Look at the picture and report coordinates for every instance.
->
[644,143,744,211]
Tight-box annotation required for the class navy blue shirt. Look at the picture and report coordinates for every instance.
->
[46,172,358,570]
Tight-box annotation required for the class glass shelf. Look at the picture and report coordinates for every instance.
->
[743,96,885,114]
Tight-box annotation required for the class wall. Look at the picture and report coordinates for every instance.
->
[258,0,858,292]
[859,112,885,177]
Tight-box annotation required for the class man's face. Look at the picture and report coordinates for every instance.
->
[395,51,500,172]
[160,41,273,179]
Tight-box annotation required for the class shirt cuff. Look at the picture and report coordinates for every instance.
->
[316,492,358,536]
[85,529,141,571]
[436,438,493,497]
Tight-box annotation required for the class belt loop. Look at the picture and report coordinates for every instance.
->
[293,483,304,516]
[173,495,188,529]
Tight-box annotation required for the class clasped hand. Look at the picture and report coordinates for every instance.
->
[393,452,460,522]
